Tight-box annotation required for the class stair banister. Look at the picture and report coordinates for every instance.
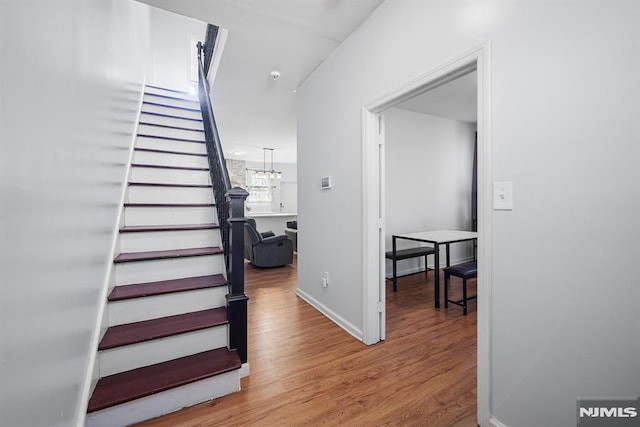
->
[197,29,249,364]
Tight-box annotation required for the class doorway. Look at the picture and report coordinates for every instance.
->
[361,43,492,424]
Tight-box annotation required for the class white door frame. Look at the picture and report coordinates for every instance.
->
[361,42,492,425]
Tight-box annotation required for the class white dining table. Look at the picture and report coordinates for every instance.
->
[392,230,477,308]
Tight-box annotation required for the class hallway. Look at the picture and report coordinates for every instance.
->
[139,259,477,426]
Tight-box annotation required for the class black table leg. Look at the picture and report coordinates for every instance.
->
[446,242,451,267]
[392,236,398,292]
[434,243,440,308]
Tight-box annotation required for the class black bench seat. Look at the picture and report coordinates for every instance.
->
[444,260,477,315]
[385,246,435,291]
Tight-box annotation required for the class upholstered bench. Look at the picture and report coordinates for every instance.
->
[385,247,435,292]
[444,261,477,315]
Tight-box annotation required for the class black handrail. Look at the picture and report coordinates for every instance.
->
[196,26,249,364]
[202,25,219,77]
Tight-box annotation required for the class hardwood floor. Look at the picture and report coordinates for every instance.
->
[137,259,477,426]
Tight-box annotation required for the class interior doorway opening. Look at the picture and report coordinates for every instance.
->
[361,43,492,425]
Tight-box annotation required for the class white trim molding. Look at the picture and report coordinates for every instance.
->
[295,288,363,341]
[490,416,509,427]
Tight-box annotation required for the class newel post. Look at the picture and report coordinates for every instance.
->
[225,186,249,363]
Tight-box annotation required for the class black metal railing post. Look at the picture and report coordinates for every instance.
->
[225,187,249,363]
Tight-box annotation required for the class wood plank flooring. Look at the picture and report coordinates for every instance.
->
[136,258,477,426]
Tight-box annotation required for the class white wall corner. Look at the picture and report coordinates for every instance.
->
[295,288,363,341]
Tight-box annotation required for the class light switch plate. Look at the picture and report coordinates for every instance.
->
[493,182,513,210]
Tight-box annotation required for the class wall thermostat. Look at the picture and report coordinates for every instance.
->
[321,176,332,190]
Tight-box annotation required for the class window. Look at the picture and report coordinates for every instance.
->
[246,169,273,203]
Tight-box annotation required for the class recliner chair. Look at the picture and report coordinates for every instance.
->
[244,220,294,267]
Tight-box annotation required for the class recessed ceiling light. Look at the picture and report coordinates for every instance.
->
[270,70,281,80]
[232,151,244,156]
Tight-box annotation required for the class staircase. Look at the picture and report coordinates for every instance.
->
[86,85,243,426]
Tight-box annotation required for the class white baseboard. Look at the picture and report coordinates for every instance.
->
[238,362,250,379]
[295,288,363,341]
[489,416,508,427]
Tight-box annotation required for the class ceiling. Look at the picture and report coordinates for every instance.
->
[138,0,385,164]
[395,71,477,123]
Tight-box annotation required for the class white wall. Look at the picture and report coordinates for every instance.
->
[149,6,206,91]
[0,1,152,426]
[385,108,476,277]
[297,1,640,426]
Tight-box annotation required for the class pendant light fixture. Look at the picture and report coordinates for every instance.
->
[250,148,281,179]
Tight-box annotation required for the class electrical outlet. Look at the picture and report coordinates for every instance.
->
[322,272,329,287]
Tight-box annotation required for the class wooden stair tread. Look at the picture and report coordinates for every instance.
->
[98,308,228,350]
[144,92,199,103]
[124,203,215,207]
[87,348,240,413]
[131,163,209,171]
[114,247,223,263]
[128,182,212,188]
[108,274,227,301]
[139,121,205,132]
[137,133,205,144]
[141,111,203,122]
[142,101,199,112]
[120,223,219,233]
[146,84,193,96]
[134,147,207,157]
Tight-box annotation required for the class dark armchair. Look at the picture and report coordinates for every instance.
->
[244,220,294,267]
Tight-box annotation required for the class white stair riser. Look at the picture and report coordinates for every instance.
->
[136,136,207,154]
[99,326,227,376]
[140,113,204,130]
[138,124,205,141]
[115,254,224,286]
[124,206,217,226]
[86,370,240,427]
[142,103,201,120]
[143,94,199,110]
[145,86,197,101]
[120,228,220,252]
[109,286,228,325]
[127,186,214,204]
[133,150,209,169]
[130,166,211,186]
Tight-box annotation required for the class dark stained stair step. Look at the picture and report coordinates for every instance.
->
[146,84,192,95]
[134,147,207,157]
[124,203,215,208]
[108,274,227,301]
[144,92,199,103]
[137,133,205,144]
[128,182,212,188]
[98,308,228,350]
[131,163,209,171]
[141,111,203,122]
[120,223,219,233]
[139,121,205,132]
[114,246,223,263]
[142,100,199,112]
[87,348,241,413]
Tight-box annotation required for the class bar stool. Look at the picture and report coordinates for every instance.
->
[444,261,477,315]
